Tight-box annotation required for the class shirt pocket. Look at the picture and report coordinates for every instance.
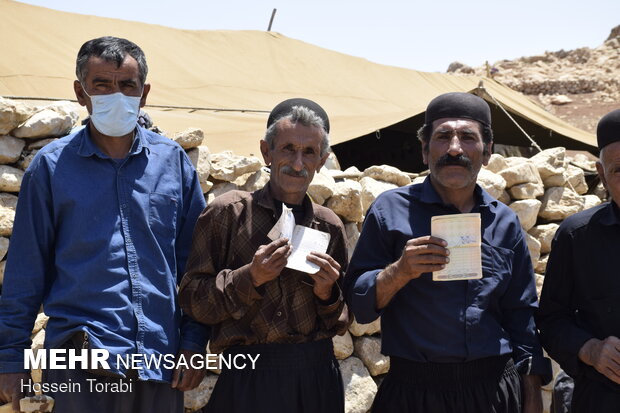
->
[577,296,620,339]
[149,192,178,239]
[469,243,514,305]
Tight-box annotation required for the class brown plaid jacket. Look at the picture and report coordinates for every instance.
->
[179,183,349,354]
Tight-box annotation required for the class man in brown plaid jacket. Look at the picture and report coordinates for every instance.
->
[179,98,349,413]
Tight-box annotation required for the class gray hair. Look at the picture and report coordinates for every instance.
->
[76,36,148,86]
[264,106,330,156]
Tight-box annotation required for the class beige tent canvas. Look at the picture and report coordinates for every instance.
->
[0,0,596,169]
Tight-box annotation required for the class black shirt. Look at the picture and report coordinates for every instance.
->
[537,201,620,390]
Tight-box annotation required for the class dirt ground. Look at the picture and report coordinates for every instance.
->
[529,93,620,134]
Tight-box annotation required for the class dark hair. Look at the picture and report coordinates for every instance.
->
[76,36,148,85]
[417,121,493,154]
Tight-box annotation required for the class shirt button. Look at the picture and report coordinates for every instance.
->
[276,311,282,317]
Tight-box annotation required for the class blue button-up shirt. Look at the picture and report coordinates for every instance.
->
[0,126,208,382]
[344,177,551,380]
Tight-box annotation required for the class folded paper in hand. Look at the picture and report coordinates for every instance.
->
[267,204,330,274]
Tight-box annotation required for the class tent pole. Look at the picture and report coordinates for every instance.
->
[474,81,543,153]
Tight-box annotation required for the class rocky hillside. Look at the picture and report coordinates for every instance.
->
[448,25,620,133]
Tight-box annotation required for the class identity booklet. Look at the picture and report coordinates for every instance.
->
[430,213,482,281]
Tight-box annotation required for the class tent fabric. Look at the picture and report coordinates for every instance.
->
[0,0,596,156]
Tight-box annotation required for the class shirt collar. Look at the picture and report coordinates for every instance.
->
[255,181,316,226]
[417,175,498,210]
[599,200,620,226]
[77,123,147,159]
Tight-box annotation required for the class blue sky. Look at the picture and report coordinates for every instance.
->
[17,0,620,72]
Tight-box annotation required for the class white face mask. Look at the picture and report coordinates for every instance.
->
[82,87,142,137]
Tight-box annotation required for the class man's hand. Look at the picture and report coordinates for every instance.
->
[306,252,341,301]
[394,236,449,280]
[521,374,543,413]
[376,236,448,310]
[578,336,620,384]
[0,372,29,412]
[250,238,291,287]
[171,349,207,392]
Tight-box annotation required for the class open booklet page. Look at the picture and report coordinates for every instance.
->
[430,213,482,281]
[267,203,331,274]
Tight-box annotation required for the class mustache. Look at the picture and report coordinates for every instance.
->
[435,154,473,170]
[280,165,309,178]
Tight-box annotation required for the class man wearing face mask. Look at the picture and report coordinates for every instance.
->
[344,93,551,413]
[0,37,208,413]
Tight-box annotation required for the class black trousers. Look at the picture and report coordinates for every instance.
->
[42,368,183,413]
[572,377,620,412]
[206,339,344,413]
[372,355,522,413]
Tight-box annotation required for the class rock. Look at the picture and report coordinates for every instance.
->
[354,336,390,376]
[307,170,336,205]
[509,199,542,231]
[508,182,545,200]
[29,328,45,384]
[477,169,506,199]
[499,161,541,188]
[32,312,49,335]
[207,182,238,203]
[484,154,508,174]
[324,152,341,170]
[525,233,541,269]
[447,61,474,73]
[528,223,559,254]
[568,153,596,172]
[504,157,528,168]
[535,274,545,299]
[0,165,25,192]
[12,108,75,139]
[0,193,18,236]
[186,146,211,193]
[0,260,4,285]
[536,254,549,274]
[173,128,204,149]
[593,182,607,201]
[411,175,426,185]
[349,318,381,337]
[333,331,354,360]
[543,173,567,188]
[538,187,585,221]
[184,374,218,411]
[550,95,573,105]
[18,150,37,171]
[46,101,79,124]
[362,165,410,187]
[241,168,270,192]
[0,136,26,164]
[327,180,363,223]
[359,176,397,214]
[345,222,360,261]
[340,357,377,413]
[26,138,56,151]
[0,236,7,260]
[498,190,511,205]
[209,151,262,182]
[565,164,588,195]
[583,194,602,210]
[0,97,35,135]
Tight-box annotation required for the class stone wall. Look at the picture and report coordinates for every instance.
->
[0,97,606,412]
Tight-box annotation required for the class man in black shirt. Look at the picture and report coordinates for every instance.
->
[537,108,620,412]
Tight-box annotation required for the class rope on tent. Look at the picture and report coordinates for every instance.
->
[473,81,543,153]
[2,96,271,114]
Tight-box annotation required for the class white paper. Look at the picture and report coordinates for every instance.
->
[286,226,331,274]
[267,204,295,241]
[266,204,331,274]
[431,213,482,281]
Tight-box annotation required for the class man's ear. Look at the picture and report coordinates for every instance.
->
[140,83,151,108]
[260,140,272,166]
[74,81,88,107]
[421,142,429,165]
[317,152,329,172]
[596,160,608,190]
[482,141,493,166]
